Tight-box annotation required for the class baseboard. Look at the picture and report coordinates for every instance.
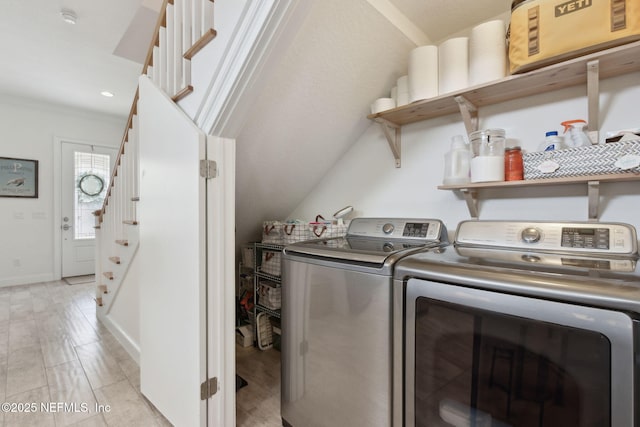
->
[0,273,57,288]
[99,314,141,364]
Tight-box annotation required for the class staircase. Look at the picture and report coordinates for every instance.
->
[93,0,217,349]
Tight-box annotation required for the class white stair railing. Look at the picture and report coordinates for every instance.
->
[94,0,217,309]
[146,0,216,102]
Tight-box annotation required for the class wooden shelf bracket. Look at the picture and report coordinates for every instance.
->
[377,118,402,168]
[587,180,600,221]
[587,60,600,144]
[460,188,479,219]
[455,96,479,135]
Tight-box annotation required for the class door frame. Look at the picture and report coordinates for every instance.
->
[53,136,119,280]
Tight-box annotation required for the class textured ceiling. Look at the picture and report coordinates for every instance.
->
[390,0,511,42]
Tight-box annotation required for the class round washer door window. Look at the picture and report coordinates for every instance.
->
[79,174,104,196]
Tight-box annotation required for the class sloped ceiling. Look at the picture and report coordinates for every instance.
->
[235,0,511,246]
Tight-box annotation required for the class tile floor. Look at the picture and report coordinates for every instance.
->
[235,344,281,427]
[0,279,170,427]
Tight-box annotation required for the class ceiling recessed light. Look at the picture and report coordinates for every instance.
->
[100,91,114,98]
[60,8,77,25]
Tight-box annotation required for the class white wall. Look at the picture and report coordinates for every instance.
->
[0,96,124,286]
[289,73,640,237]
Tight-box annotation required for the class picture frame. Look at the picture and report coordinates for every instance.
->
[0,157,39,198]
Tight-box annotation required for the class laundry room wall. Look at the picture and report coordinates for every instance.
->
[288,73,640,237]
[0,96,124,286]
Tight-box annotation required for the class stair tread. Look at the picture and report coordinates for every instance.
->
[123,220,138,225]
[98,284,108,294]
[103,272,114,280]
[184,28,217,60]
[108,256,121,264]
[115,240,129,246]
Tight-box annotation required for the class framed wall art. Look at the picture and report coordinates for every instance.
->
[0,157,39,198]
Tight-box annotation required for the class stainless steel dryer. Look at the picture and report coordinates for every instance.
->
[281,217,448,427]
[394,220,640,427]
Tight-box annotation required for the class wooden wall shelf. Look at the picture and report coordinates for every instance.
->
[367,41,640,167]
[438,172,640,220]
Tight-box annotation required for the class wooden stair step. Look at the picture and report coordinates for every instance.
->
[98,284,108,294]
[103,272,114,280]
[95,297,103,307]
[184,28,217,60]
[123,220,138,225]
[116,240,129,246]
[172,86,193,102]
[109,256,121,265]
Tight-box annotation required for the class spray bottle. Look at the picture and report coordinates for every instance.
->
[561,120,591,147]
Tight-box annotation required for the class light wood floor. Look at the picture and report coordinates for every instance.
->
[0,279,170,426]
[236,344,281,427]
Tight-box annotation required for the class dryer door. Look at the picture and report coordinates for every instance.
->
[404,278,636,427]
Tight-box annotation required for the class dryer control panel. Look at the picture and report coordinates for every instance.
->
[455,221,638,256]
[347,218,446,242]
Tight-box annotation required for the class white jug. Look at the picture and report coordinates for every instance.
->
[443,135,471,185]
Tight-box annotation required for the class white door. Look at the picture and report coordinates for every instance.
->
[61,142,116,278]
[138,76,214,426]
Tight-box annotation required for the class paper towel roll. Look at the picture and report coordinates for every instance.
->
[408,45,438,103]
[396,75,409,107]
[438,37,469,94]
[469,20,507,86]
[371,97,396,114]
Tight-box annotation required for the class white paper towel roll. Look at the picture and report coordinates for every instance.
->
[371,97,396,114]
[469,20,507,86]
[408,45,438,103]
[438,37,469,94]
[396,75,409,107]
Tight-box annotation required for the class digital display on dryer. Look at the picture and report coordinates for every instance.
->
[561,228,609,249]
[403,223,429,238]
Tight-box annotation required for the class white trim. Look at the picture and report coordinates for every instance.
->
[205,135,236,427]
[100,314,141,364]
[53,137,119,280]
[0,273,56,288]
[365,0,430,46]
[196,0,311,136]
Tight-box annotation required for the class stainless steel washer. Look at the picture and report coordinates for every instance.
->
[281,218,448,427]
[394,220,640,427]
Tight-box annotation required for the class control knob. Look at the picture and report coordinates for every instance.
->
[521,227,542,244]
[382,223,394,235]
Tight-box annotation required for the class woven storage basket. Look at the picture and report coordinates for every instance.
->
[258,280,281,310]
[241,245,255,268]
[523,140,640,180]
[283,222,312,245]
[262,221,284,244]
[260,251,281,277]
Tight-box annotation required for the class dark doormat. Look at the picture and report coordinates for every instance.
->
[236,374,248,392]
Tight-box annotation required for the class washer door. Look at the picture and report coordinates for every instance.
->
[404,278,636,427]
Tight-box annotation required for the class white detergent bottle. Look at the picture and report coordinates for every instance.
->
[443,135,471,185]
[538,131,564,151]
[561,119,591,147]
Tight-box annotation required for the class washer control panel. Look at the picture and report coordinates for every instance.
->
[347,218,445,242]
[456,221,638,255]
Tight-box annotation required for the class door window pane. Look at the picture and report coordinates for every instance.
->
[414,298,611,427]
[74,152,110,239]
